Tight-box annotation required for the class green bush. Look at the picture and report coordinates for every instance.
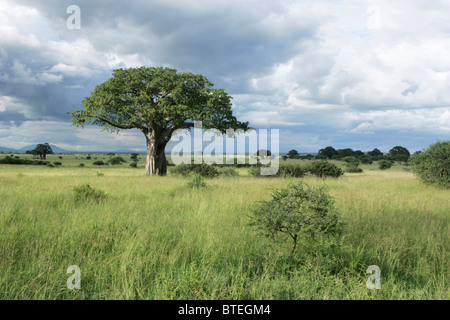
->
[186,174,207,188]
[73,184,107,203]
[171,164,219,178]
[249,164,306,178]
[108,157,127,165]
[53,162,62,166]
[345,165,363,173]
[93,160,105,166]
[249,182,343,256]
[78,163,85,167]
[0,156,48,166]
[378,160,393,170]
[220,167,239,177]
[130,162,137,168]
[307,161,343,179]
[410,140,450,189]
[279,165,307,178]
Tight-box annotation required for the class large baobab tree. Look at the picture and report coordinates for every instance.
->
[69,66,248,175]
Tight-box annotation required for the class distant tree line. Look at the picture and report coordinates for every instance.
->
[282,146,411,163]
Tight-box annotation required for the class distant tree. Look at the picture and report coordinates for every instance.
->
[336,148,354,159]
[360,155,373,164]
[353,150,364,158]
[31,143,53,160]
[368,148,383,159]
[341,156,360,166]
[318,146,337,159]
[108,156,127,165]
[287,149,300,159]
[389,146,410,161]
[256,149,271,158]
[130,153,139,162]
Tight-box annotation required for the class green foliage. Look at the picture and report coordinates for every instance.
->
[341,156,360,166]
[108,157,127,165]
[256,149,271,157]
[171,163,219,178]
[410,140,450,188]
[278,165,307,178]
[249,164,306,178]
[0,156,48,166]
[78,163,85,167]
[130,153,139,161]
[73,184,107,203]
[30,143,53,160]
[186,174,207,188]
[360,155,373,164]
[130,162,138,168]
[287,149,300,159]
[345,165,363,173]
[318,146,337,159]
[378,160,393,170]
[249,182,343,256]
[53,162,62,166]
[389,146,410,161]
[70,67,249,134]
[307,161,343,179]
[219,167,239,177]
[93,160,105,166]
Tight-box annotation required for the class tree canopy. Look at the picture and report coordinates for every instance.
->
[69,66,249,175]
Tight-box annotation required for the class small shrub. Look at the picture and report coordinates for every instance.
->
[249,182,343,256]
[249,164,306,178]
[53,162,62,166]
[186,174,207,188]
[130,162,137,168]
[172,164,219,178]
[78,163,85,167]
[47,163,54,167]
[93,160,105,166]
[378,160,393,170]
[279,165,307,178]
[73,184,107,203]
[220,167,239,177]
[345,165,363,173]
[307,161,343,179]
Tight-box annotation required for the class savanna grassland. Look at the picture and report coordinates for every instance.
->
[0,153,448,299]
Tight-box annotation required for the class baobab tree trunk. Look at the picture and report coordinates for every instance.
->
[144,129,170,176]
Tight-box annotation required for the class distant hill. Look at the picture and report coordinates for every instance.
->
[0,146,17,152]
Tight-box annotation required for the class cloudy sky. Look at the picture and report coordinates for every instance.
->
[0,0,449,153]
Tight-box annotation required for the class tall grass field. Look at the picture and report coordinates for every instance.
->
[0,154,448,299]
